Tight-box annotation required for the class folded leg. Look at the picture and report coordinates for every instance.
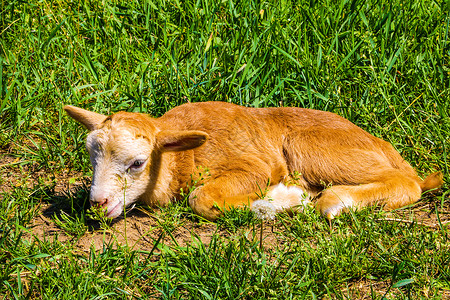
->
[315,169,422,219]
[189,170,268,220]
[188,162,310,220]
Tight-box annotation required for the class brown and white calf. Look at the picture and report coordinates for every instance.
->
[64,101,443,220]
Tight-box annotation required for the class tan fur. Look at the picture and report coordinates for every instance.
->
[64,102,443,220]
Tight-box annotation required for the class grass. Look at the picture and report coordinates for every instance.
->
[1,0,449,298]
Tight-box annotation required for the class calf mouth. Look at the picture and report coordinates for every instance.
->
[106,201,124,218]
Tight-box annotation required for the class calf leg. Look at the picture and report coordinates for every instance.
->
[316,169,422,219]
[189,171,267,220]
[189,169,310,221]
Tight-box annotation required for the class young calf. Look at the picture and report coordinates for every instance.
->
[64,102,443,220]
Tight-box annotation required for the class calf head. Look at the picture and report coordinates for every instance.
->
[64,105,207,218]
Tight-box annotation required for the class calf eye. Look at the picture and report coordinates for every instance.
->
[132,160,143,167]
[127,159,146,173]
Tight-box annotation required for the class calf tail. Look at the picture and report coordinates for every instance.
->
[420,171,444,192]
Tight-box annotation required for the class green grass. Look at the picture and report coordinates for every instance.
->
[1,0,449,298]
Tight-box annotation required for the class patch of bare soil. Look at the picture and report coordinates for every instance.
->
[30,202,288,255]
[0,149,88,198]
[31,205,212,251]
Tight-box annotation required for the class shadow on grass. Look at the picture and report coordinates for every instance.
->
[32,183,150,233]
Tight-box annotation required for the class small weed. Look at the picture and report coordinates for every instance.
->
[86,206,112,229]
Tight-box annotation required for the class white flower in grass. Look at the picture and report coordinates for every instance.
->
[252,199,277,220]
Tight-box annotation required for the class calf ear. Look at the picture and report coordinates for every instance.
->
[64,105,107,131]
[156,130,208,152]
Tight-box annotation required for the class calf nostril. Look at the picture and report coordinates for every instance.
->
[90,198,108,207]
[98,198,108,207]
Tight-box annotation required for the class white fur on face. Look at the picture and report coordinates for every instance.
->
[86,127,153,218]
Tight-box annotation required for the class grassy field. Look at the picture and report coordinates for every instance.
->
[1,0,449,298]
